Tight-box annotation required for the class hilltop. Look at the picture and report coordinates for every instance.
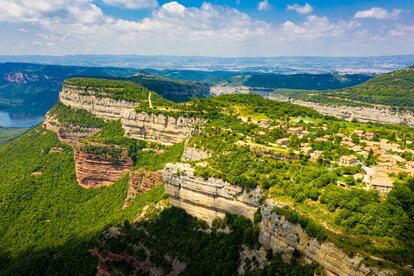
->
[273,66,414,110]
[0,77,413,275]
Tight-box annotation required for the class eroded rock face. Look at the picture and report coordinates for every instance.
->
[74,143,133,188]
[270,95,414,126]
[259,201,394,276]
[123,169,163,208]
[163,163,262,224]
[59,84,205,145]
[121,110,204,145]
[181,145,210,162]
[43,115,99,145]
[60,85,136,120]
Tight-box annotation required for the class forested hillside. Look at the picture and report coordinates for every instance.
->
[273,66,414,111]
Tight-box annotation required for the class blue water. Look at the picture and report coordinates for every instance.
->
[0,111,44,128]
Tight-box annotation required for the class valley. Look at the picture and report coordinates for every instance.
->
[0,64,414,275]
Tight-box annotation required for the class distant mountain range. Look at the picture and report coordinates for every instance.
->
[0,62,378,128]
[1,55,414,74]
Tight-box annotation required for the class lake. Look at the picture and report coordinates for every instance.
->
[0,110,44,128]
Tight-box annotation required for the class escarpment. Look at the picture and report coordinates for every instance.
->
[163,163,262,223]
[121,110,204,145]
[163,164,395,275]
[259,202,394,276]
[74,143,133,188]
[60,85,136,120]
[43,114,100,145]
[59,83,204,145]
[123,169,163,208]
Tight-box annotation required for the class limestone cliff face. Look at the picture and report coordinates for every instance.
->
[121,110,204,145]
[163,163,393,275]
[163,163,262,223]
[74,143,133,188]
[60,85,136,120]
[270,95,414,126]
[259,202,393,276]
[43,114,99,145]
[181,145,210,162]
[59,84,204,145]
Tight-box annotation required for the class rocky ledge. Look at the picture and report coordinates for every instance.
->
[43,115,100,145]
[163,163,262,224]
[74,143,133,188]
[121,110,204,145]
[259,201,394,276]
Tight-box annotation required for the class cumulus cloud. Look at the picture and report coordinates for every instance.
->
[257,0,271,11]
[354,7,401,20]
[287,3,313,15]
[102,0,158,9]
[0,1,412,56]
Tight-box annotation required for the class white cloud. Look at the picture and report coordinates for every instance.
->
[102,0,158,9]
[287,3,313,15]
[0,1,412,56]
[354,7,401,20]
[257,0,271,11]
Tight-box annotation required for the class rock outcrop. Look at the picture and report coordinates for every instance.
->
[43,115,99,145]
[163,163,262,224]
[259,201,394,276]
[270,95,414,126]
[181,145,210,162]
[121,110,204,145]
[60,85,136,120]
[123,169,163,208]
[74,143,133,188]
[59,84,204,145]
[163,163,395,275]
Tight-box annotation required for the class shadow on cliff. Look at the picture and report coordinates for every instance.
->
[0,231,105,276]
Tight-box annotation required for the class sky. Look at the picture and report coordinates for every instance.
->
[0,0,413,57]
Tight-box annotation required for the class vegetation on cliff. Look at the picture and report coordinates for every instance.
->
[65,77,171,105]
[273,66,414,111]
[0,128,165,274]
[129,73,210,102]
[48,103,105,128]
[96,207,317,275]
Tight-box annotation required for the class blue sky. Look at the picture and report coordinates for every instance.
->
[0,0,413,56]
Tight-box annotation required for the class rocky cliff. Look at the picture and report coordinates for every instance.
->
[163,163,394,275]
[270,95,414,126]
[121,110,204,145]
[43,115,99,145]
[163,163,262,224]
[59,84,204,145]
[74,143,133,188]
[259,201,393,276]
[123,169,163,208]
[59,85,136,120]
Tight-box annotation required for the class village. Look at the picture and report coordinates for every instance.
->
[251,117,414,194]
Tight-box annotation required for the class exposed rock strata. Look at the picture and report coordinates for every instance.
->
[60,85,136,120]
[123,169,163,209]
[259,201,394,276]
[163,163,262,223]
[43,115,99,145]
[59,84,205,145]
[163,163,395,275]
[270,95,414,126]
[121,110,204,145]
[74,143,133,188]
[181,145,210,162]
